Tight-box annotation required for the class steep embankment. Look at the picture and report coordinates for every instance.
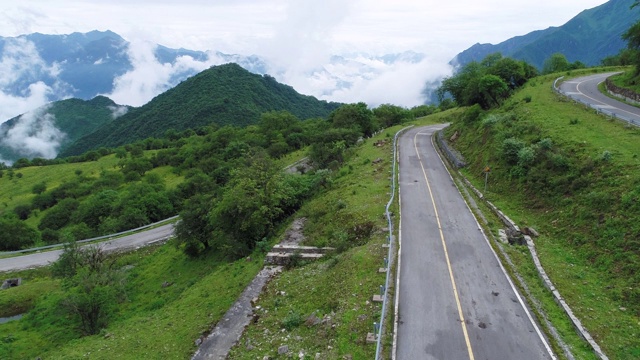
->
[443,69,640,358]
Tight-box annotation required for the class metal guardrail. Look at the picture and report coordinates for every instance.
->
[3,215,179,255]
[375,125,413,360]
[554,76,640,127]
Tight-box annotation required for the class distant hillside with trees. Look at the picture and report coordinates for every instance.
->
[453,0,640,69]
[60,63,343,156]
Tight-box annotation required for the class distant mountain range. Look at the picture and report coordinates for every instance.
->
[453,0,640,68]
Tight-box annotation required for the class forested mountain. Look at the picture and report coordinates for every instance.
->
[453,0,640,69]
[0,96,122,162]
[59,63,342,156]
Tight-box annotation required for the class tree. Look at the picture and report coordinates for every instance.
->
[38,198,80,231]
[478,75,509,109]
[209,152,294,256]
[373,104,412,127]
[329,103,377,137]
[623,21,640,74]
[0,217,39,250]
[53,244,125,335]
[175,194,215,257]
[542,53,570,74]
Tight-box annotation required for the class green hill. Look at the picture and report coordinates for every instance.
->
[454,0,640,68]
[0,96,120,162]
[60,63,342,157]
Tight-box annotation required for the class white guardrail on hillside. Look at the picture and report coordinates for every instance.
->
[3,215,179,255]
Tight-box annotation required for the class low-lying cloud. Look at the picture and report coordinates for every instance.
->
[0,37,68,121]
[103,38,227,106]
[1,104,67,160]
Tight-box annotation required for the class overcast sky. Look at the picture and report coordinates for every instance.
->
[2,0,608,58]
[0,0,611,117]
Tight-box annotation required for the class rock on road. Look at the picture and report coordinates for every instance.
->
[395,125,554,360]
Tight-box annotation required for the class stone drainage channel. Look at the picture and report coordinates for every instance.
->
[191,219,333,359]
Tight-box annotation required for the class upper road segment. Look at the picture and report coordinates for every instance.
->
[558,72,640,125]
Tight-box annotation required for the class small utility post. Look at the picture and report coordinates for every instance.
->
[483,166,491,192]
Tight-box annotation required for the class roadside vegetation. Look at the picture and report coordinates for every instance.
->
[441,68,640,359]
[0,98,445,357]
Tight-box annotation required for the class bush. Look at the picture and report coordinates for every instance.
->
[282,311,303,331]
[502,138,526,165]
[517,146,536,168]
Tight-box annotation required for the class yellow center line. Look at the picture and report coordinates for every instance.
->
[414,131,475,360]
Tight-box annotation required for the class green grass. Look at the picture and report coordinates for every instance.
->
[0,155,119,220]
[0,244,263,359]
[447,67,640,359]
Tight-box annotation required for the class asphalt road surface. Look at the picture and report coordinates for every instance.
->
[0,223,174,273]
[395,125,555,360]
[558,72,640,123]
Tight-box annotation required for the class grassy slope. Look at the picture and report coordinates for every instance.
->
[0,245,264,359]
[228,111,462,359]
[0,153,182,235]
[447,68,640,359]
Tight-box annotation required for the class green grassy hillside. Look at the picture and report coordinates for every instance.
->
[60,63,342,156]
[443,68,640,358]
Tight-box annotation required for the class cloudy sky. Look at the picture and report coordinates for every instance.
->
[0,0,610,112]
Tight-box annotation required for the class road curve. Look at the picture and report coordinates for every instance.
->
[395,125,554,360]
[0,223,174,273]
[558,72,640,124]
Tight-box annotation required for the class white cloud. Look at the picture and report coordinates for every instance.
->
[1,104,67,159]
[107,105,129,119]
[102,38,227,106]
[0,37,69,121]
[0,81,54,122]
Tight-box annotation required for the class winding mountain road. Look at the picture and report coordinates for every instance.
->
[558,71,640,124]
[394,125,554,359]
[0,224,174,273]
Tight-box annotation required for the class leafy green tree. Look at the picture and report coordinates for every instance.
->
[488,57,529,89]
[478,75,509,109]
[74,190,119,230]
[542,53,570,74]
[0,217,39,250]
[329,103,377,137]
[209,152,293,256]
[175,194,215,257]
[13,204,32,220]
[32,181,47,194]
[38,198,80,231]
[54,245,125,336]
[373,104,412,127]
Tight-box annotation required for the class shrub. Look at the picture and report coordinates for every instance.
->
[501,138,526,165]
[282,311,303,331]
[517,146,536,168]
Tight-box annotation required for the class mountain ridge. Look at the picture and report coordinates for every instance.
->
[59,63,342,157]
[453,0,640,69]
